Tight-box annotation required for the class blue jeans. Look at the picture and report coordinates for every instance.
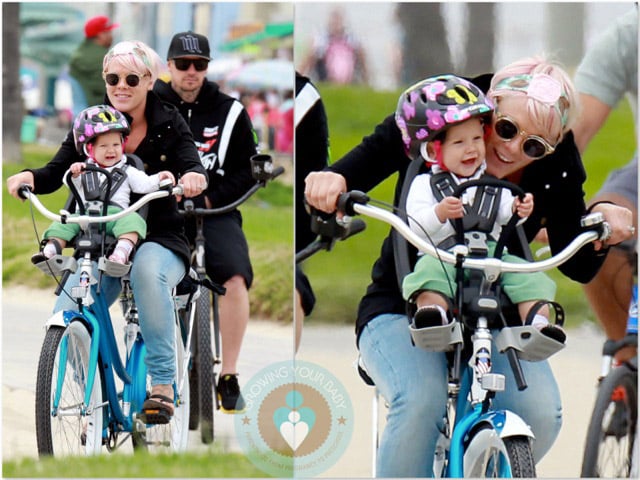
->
[54,242,185,387]
[358,313,563,478]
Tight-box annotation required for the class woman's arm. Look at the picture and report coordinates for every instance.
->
[329,114,409,193]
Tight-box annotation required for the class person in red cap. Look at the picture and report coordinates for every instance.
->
[69,15,119,107]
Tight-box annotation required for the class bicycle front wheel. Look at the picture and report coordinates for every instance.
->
[464,427,535,477]
[35,322,104,457]
[581,364,638,477]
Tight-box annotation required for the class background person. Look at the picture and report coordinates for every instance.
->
[69,15,119,108]
[154,31,259,413]
[304,56,634,477]
[7,40,207,423]
[573,6,638,359]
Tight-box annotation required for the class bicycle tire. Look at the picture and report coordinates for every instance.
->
[35,322,104,457]
[196,290,215,444]
[581,364,638,478]
[133,324,191,452]
[464,427,535,477]
[186,305,200,430]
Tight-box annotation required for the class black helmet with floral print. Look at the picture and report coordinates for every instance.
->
[395,74,494,160]
[72,104,130,155]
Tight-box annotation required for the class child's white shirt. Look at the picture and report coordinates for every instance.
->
[406,162,517,247]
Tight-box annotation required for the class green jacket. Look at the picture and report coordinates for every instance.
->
[68,39,109,106]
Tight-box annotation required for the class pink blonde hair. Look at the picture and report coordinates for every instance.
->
[102,41,165,83]
[488,55,581,144]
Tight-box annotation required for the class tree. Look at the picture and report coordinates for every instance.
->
[395,3,452,85]
[461,3,495,77]
[3,3,22,164]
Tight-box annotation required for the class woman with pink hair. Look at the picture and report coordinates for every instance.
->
[304,55,633,477]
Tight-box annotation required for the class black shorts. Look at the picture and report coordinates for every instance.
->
[185,210,253,288]
[296,266,316,316]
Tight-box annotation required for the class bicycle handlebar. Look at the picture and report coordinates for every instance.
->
[179,159,285,217]
[19,182,183,226]
[295,215,366,264]
[338,191,607,280]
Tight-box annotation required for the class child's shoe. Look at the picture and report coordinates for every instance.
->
[413,305,449,329]
[31,239,62,264]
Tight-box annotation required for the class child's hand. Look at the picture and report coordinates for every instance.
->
[514,193,534,218]
[70,162,86,177]
[435,196,464,222]
[158,171,176,185]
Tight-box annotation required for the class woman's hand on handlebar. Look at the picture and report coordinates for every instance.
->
[7,171,35,200]
[304,171,347,214]
[591,202,634,250]
[178,172,207,200]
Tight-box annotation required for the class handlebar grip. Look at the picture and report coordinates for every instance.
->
[18,183,32,200]
[337,191,369,216]
[506,347,527,390]
[271,165,285,178]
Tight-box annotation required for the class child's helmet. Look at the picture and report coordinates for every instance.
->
[73,105,130,155]
[395,74,494,160]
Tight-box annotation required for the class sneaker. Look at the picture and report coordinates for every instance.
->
[217,374,246,413]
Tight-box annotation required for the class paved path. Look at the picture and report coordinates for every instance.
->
[3,286,604,477]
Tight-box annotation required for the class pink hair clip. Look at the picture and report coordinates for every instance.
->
[526,74,562,105]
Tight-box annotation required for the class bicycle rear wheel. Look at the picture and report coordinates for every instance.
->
[581,364,638,477]
[195,290,214,444]
[35,322,104,457]
[464,427,535,477]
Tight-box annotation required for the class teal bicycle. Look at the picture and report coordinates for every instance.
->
[21,165,195,456]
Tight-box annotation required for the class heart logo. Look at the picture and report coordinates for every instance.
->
[273,390,316,451]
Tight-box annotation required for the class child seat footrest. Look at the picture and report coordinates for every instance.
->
[495,326,565,362]
[409,321,463,352]
[33,255,77,277]
[98,257,131,277]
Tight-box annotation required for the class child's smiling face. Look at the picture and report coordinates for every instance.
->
[91,131,124,166]
[440,117,486,178]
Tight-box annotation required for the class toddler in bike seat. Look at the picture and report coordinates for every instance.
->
[32,105,175,265]
[396,75,565,343]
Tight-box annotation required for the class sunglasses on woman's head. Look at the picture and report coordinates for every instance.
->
[104,73,147,87]
[494,115,556,160]
[173,58,209,72]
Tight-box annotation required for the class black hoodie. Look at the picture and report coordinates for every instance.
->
[154,79,258,209]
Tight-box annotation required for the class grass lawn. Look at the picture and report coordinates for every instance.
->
[302,83,636,329]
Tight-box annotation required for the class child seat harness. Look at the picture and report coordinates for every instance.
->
[81,164,129,210]
[430,171,503,255]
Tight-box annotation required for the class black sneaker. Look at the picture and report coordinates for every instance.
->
[218,374,246,413]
